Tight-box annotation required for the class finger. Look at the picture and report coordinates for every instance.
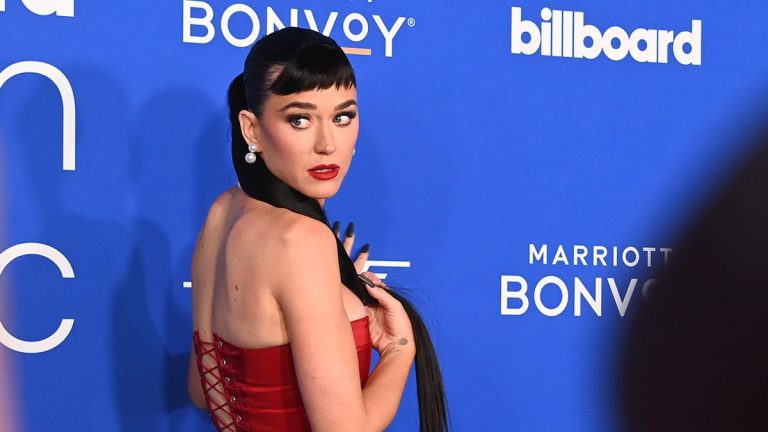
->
[364,282,400,309]
[343,222,355,254]
[332,221,340,238]
[360,271,381,286]
[353,243,369,273]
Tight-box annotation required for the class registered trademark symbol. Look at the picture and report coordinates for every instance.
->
[407,17,415,27]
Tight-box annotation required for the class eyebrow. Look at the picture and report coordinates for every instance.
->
[277,99,357,112]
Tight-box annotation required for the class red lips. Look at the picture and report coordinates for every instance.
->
[307,164,340,180]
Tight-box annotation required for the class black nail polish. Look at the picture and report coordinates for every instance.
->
[332,221,340,234]
[358,273,376,287]
[345,222,355,237]
[361,243,370,253]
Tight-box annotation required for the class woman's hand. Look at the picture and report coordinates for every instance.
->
[333,221,369,273]
[359,272,415,358]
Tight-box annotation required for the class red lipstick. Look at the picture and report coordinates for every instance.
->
[307,164,340,180]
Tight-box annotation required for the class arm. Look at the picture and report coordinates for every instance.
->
[187,225,207,410]
[187,229,209,410]
[271,218,414,432]
[188,344,207,410]
[359,283,415,430]
[187,225,209,411]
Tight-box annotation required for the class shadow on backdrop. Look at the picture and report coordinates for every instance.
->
[7,64,134,431]
[113,86,227,431]
[620,117,768,431]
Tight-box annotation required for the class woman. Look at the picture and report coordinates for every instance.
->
[187,27,447,431]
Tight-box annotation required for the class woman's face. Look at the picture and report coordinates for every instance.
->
[240,85,359,201]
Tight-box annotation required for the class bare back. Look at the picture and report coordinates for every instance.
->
[191,187,366,348]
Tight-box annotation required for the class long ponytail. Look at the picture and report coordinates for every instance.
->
[228,27,448,431]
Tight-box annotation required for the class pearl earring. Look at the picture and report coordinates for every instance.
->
[245,143,258,164]
[352,148,356,156]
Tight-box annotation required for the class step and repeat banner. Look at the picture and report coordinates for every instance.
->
[1,1,767,431]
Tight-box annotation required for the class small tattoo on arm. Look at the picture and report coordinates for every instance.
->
[381,337,409,358]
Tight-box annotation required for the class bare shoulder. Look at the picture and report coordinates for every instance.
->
[228,206,340,295]
[193,188,238,264]
[192,188,237,268]
[276,212,336,251]
[203,188,238,229]
[230,204,336,258]
[191,188,240,330]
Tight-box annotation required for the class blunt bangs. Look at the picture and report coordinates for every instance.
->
[269,42,356,95]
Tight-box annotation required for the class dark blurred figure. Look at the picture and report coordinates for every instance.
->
[621,128,768,431]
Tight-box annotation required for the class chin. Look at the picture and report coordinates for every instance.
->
[300,181,343,200]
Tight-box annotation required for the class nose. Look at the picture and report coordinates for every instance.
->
[314,123,336,155]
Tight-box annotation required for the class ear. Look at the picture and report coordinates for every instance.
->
[238,110,261,151]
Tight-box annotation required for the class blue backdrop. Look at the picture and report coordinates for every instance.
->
[1,0,767,430]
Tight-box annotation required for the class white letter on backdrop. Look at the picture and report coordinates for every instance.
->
[21,0,73,17]
[221,4,260,47]
[0,61,76,170]
[372,15,405,58]
[0,243,75,354]
[501,275,529,315]
[183,0,215,44]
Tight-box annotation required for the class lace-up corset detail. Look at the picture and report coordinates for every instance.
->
[193,316,372,432]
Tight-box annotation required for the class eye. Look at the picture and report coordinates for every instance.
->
[333,111,357,126]
[287,114,311,129]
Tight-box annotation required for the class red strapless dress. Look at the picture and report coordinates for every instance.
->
[193,316,372,431]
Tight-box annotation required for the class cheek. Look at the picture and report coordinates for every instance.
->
[266,128,302,160]
[340,125,360,150]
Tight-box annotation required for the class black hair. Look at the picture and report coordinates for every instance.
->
[227,27,448,432]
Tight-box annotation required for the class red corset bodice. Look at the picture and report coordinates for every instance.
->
[193,316,372,431]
